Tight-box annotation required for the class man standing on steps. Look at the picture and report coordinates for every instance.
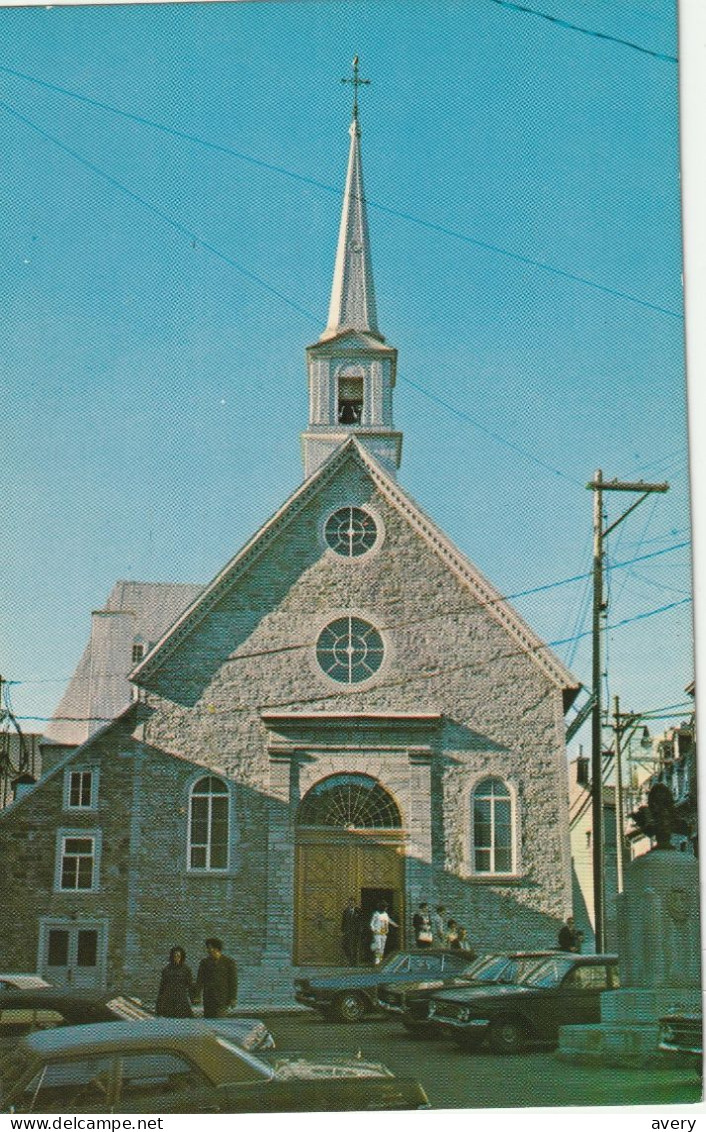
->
[194,937,238,1017]
[341,897,363,966]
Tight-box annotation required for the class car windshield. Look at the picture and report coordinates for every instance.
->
[465,955,514,983]
[521,957,574,988]
[214,1037,272,1082]
[379,954,411,974]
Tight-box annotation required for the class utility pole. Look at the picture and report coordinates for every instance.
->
[613,695,628,896]
[587,472,668,953]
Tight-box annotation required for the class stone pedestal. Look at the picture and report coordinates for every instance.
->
[558,850,701,1066]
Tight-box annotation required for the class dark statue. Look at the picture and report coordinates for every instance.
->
[630,782,689,850]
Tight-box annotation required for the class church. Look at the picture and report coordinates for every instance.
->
[1,83,580,992]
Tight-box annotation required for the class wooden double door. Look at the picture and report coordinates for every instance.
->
[294,832,405,965]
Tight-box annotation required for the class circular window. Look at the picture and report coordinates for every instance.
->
[316,616,384,683]
[324,507,378,557]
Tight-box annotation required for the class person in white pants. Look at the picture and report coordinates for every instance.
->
[370,902,398,965]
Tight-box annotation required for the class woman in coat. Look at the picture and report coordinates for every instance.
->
[155,946,195,1017]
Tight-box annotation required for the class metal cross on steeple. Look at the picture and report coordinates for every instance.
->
[341,55,370,121]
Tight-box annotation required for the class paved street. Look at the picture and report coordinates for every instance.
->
[262,1010,702,1111]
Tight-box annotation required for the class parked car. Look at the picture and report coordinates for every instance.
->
[378,951,560,1033]
[294,949,474,1022]
[658,1011,703,1057]
[0,1020,429,1114]
[427,953,620,1053]
[0,988,274,1051]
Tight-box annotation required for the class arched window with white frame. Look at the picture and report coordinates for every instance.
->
[472,776,515,875]
[188,776,229,871]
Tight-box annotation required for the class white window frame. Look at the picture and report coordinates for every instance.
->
[186,776,231,873]
[470,776,517,877]
[63,766,100,812]
[54,829,102,893]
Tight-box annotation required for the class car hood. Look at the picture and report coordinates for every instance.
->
[433,983,535,1005]
[211,1019,275,1050]
[379,976,477,996]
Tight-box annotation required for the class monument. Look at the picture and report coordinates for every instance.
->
[558,784,701,1065]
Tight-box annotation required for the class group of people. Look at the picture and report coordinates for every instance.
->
[341,897,476,966]
[154,937,238,1018]
[412,902,473,953]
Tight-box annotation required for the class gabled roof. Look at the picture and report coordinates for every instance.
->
[132,438,579,701]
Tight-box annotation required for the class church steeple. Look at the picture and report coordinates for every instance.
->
[321,61,379,342]
[301,59,402,479]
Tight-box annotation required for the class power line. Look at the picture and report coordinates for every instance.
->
[483,0,677,63]
[6,98,688,494]
[8,591,693,726]
[0,64,683,320]
[0,100,321,327]
[399,375,582,485]
[7,538,690,690]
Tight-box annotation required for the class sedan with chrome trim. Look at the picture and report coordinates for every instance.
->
[0,1020,429,1113]
[378,951,559,1033]
[427,954,619,1052]
[0,988,274,1051]
[294,949,473,1022]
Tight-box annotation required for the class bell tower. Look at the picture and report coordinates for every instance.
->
[302,59,402,479]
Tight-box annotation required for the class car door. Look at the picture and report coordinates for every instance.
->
[553,963,615,1031]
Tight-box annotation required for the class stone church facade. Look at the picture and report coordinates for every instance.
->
[0,100,579,994]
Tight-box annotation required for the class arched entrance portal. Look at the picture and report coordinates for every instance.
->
[294,774,406,966]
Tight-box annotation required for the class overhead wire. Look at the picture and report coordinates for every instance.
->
[0,64,683,321]
[8,592,692,726]
[0,40,689,727]
[6,538,691,692]
[483,0,677,63]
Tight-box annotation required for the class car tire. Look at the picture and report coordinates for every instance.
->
[488,1016,526,1054]
[334,992,367,1023]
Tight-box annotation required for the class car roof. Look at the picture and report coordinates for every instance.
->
[22,1018,254,1056]
[0,974,51,989]
[0,987,108,1004]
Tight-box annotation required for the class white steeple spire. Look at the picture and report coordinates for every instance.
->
[321,57,381,342]
[321,114,380,341]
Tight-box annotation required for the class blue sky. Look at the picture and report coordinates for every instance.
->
[1,0,694,751]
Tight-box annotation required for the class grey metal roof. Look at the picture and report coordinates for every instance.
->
[43,581,203,747]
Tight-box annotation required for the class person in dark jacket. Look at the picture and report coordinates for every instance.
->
[341,898,362,965]
[558,916,581,952]
[155,946,195,1017]
[194,937,238,1018]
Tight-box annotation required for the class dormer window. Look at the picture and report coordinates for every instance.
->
[338,376,363,424]
[132,642,145,665]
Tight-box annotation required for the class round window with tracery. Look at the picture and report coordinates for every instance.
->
[316,616,384,683]
[324,507,378,557]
